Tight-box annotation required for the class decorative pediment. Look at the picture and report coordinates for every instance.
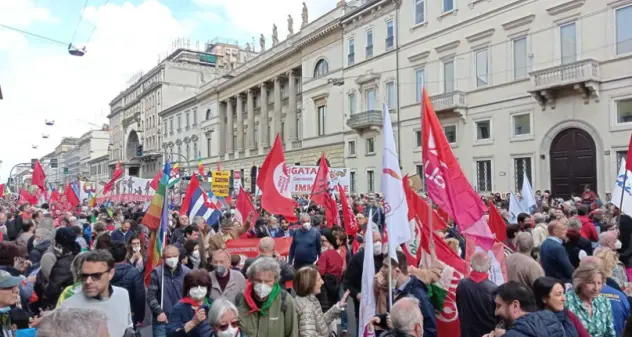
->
[502,15,535,31]
[466,28,495,43]
[407,50,430,63]
[355,71,381,85]
[435,40,460,54]
[546,0,585,16]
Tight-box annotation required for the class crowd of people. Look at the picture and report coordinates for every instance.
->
[0,185,630,337]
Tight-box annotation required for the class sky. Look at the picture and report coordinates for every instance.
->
[0,0,337,182]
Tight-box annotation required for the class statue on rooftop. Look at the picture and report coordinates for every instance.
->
[288,15,294,35]
[259,34,265,51]
[301,2,308,28]
[272,24,279,45]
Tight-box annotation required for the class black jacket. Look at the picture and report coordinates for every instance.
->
[503,311,565,337]
[455,278,497,337]
[28,240,51,265]
[40,253,76,310]
[343,247,383,317]
[111,263,146,324]
[564,229,593,268]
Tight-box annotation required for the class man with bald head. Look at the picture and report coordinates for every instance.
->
[241,237,295,287]
[539,220,574,283]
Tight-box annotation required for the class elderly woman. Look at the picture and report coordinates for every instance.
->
[208,298,249,337]
[37,308,110,337]
[565,260,616,337]
[235,257,298,337]
[594,247,628,291]
[294,266,348,337]
[167,269,212,337]
[532,277,590,337]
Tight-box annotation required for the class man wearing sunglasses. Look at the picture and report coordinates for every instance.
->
[60,249,133,337]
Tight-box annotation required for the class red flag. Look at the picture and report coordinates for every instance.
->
[50,185,79,216]
[236,186,258,225]
[311,154,338,227]
[338,184,358,236]
[49,190,60,203]
[626,133,632,173]
[19,189,38,205]
[488,201,508,242]
[180,174,200,216]
[0,184,5,198]
[31,160,46,193]
[256,135,298,222]
[421,89,494,249]
[63,184,80,209]
[150,171,162,191]
[103,162,123,195]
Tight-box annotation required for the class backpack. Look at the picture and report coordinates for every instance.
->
[234,289,288,313]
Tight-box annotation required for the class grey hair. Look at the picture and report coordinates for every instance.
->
[208,297,239,326]
[246,257,281,282]
[192,216,206,225]
[515,232,534,254]
[35,227,54,242]
[269,216,278,223]
[259,237,275,252]
[70,252,89,281]
[567,217,582,230]
[300,213,311,222]
[470,251,491,273]
[37,308,108,337]
[533,213,546,225]
[390,297,422,333]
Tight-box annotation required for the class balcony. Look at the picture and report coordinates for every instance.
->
[528,59,601,110]
[429,91,468,121]
[347,110,382,132]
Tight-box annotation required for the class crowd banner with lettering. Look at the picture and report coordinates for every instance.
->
[92,176,155,205]
[212,171,230,197]
[288,166,349,194]
[225,237,292,268]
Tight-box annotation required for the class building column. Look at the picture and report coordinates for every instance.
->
[247,89,255,149]
[226,98,234,154]
[236,94,245,152]
[273,76,282,141]
[218,102,226,156]
[288,69,298,142]
[260,83,269,147]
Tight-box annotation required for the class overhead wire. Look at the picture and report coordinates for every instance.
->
[0,24,67,46]
[85,0,110,45]
[70,0,91,44]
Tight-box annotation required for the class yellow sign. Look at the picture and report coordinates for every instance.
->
[212,171,230,197]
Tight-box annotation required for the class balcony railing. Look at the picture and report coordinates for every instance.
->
[347,110,382,131]
[429,91,467,112]
[529,59,601,90]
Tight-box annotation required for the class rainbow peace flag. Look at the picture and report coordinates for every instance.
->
[197,151,206,182]
[142,161,171,286]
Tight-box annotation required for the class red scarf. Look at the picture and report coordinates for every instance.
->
[243,281,260,314]
[179,297,203,307]
[469,271,489,283]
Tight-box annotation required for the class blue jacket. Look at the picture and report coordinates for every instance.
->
[504,311,565,337]
[289,228,321,267]
[110,228,134,243]
[601,285,630,337]
[391,276,437,337]
[166,301,211,337]
[147,264,190,318]
[539,238,574,283]
[111,263,146,324]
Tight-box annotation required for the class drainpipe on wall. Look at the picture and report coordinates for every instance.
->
[395,1,402,166]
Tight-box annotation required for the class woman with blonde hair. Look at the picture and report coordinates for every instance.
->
[565,259,616,337]
[594,247,628,291]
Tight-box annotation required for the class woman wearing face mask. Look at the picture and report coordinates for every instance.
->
[184,241,201,270]
[126,235,145,274]
[533,277,590,337]
[208,298,247,337]
[316,232,343,313]
[166,270,212,337]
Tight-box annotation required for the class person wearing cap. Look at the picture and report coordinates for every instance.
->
[0,269,22,336]
[37,227,81,310]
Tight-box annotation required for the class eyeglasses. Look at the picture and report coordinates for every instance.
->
[218,321,239,331]
[0,286,17,291]
[79,270,111,282]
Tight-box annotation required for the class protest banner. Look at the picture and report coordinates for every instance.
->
[288,166,349,194]
[212,171,230,197]
[225,237,293,287]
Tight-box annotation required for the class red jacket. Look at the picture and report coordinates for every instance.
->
[317,249,343,281]
[577,215,598,242]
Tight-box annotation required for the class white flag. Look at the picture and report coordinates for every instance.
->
[359,210,376,337]
[508,192,526,223]
[611,158,632,215]
[381,103,410,262]
[521,171,536,211]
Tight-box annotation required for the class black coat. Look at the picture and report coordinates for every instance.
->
[111,263,146,324]
[455,278,497,337]
[564,231,593,268]
[343,248,383,321]
[503,311,565,337]
[28,240,51,265]
[40,253,76,310]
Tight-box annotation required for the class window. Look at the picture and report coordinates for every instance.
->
[476,120,491,140]
[514,157,532,192]
[314,59,329,78]
[193,109,197,125]
[254,128,259,147]
[560,23,577,64]
[349,93,356,114]
[207,137,212,157]
[415,130,421,147]
[617,151,628,170]
[443,0,454,13]
[193,142,198,159]
[513,37,528,79]
[476,160,493,192]
[350,171,357,193]
[281,122,285,141]
[443,59,455,93]
[185,112,190,128]
[443,125,457,144]
[475,49,489,87]
[415,165,423,177]
[415,69,425,102]
[177,115,182,132]
[169,118,174,134]
[367,170,375,192]
[348,38,355,65]
[386,82,396,110]
[348,141,356,156]
[616,6,632,55]
[317,106,326,136]
[163,121,167,136]
[386,20,394,50]
[366,88,376,111]
[415,0,425,24]
[366,30,373,58]
[513,113,531,136]
[617,98,632,123]
[366,137,375,154]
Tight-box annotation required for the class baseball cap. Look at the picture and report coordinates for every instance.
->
[0,270,21,288]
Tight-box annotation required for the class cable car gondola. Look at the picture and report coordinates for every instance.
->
[32,145,38,149]
[68,43,86,57]
[42,134,49,139]
[45,120,54,126]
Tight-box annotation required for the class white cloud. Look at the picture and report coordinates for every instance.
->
[0,0,192,180]
[193,0,338,45]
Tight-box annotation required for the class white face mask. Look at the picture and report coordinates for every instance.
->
[616,240,623,250]
[217,325,238,337]
[373,242,383,256]
[188,286,208,300]
[457,248,463,257]
[165,257,179,269]
[302,222,311,230]
[132,246,141,253]
[254,283,272,298]
[191,250,200,258]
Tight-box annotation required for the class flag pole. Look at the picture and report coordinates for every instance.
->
[419,86,435,257]
[618,159,628,225]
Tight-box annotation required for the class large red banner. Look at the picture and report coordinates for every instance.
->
[226,237,293,288]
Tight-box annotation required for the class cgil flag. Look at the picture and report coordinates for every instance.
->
[358,209,377,337]
[381,103,410,262]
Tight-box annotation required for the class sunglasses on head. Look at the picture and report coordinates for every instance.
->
[218,321,239,331]
[79,270,110,282]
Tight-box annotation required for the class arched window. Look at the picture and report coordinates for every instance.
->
[314,59,329,78]
[206,108,212,120]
